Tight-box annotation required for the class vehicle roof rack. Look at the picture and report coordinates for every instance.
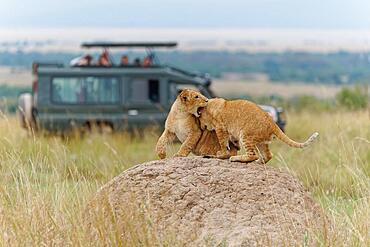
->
[81,42,178,48]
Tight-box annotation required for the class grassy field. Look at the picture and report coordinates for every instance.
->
[0,110,368,246]
[213,73,341,99]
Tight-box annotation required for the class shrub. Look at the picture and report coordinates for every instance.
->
[288,95,334,112]
[336,85,369,110]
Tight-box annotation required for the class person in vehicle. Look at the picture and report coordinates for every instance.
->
[143,54,153,66]
[134,58,141,66]
[120,55,129,66]
[70,54,93,66]
[98,49,111,66]
[143,56,151,66]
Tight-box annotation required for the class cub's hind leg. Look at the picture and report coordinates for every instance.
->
[256,143,273,164]
[229,137,259,163]
[156,129,176,159]
[214,127,232,159]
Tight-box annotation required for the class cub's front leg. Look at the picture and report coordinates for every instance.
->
[215,127,231,159]
[156,129,176,159]
[174,128,202,157]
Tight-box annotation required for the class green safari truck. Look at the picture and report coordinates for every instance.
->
[18,42,286,133]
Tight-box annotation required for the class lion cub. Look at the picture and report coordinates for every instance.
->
[198,97,319,163]
[155,89,239,159]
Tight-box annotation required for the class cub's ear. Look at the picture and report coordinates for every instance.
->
[178,89,188,102]
[177,89,183,95]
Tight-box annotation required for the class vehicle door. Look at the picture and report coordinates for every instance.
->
[126,77,167,129]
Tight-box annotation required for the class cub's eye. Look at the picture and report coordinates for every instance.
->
[195,95,199,99]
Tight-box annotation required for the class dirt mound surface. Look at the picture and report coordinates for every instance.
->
[86,157,326,246]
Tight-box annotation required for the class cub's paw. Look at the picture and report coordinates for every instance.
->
[229,155,245,162]
[229,156,237,162]
[173,152,187,158]
[156,146,167,159]
[216,150,231,159]
[158,152,166,159]
[255,158,267,165]
[229,155,258,163]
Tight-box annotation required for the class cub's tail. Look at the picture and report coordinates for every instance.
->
[273,124,319,148]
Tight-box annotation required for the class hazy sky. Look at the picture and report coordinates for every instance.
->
[1,0,370,29]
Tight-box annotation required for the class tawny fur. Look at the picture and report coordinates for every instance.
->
[198,97,319,163]
[155,89,239,159]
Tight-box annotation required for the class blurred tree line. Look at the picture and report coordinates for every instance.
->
[2,50,370,84]
[0,50,369,113]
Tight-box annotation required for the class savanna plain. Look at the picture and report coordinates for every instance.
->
[0,110,368,246]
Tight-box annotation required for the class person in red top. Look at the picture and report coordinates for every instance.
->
[143,54,154,67]
[98,49,111,66]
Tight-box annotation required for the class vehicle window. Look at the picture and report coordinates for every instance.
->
[148,79,159,103]
[130,78,160,104]
[52,77,119,104]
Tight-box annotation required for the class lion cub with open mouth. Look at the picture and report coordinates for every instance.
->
[155,89,239,159]
[198,97,319,163]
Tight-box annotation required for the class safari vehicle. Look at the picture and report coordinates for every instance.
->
[18,42,286,133]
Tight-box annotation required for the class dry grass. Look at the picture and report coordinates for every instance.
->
[0,66,31,86]
[0,110,368,246]
[269,111,369,246]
